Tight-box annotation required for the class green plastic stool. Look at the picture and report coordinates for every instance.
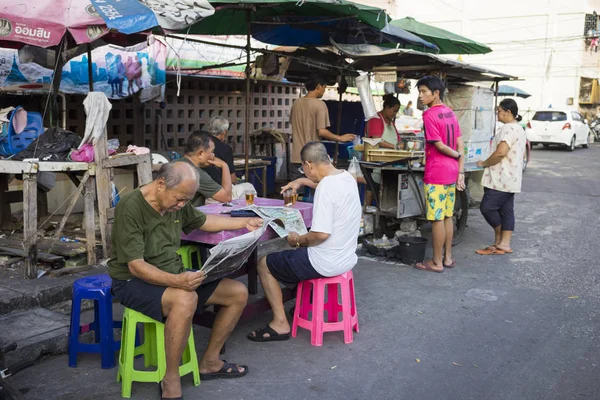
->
[117,308,200,398]
[176,245,202,270]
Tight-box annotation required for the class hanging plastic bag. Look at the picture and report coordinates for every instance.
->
[347,156,364,179]
[355,75,378,121]
[107,138,120,155]
[111,182,121,207]
[69,143,95,162]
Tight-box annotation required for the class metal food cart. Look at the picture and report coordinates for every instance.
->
[335,45,518,243]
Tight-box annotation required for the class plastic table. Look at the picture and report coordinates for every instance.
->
[181,197,313,329]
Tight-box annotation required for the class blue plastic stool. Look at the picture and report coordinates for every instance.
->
[68,274,121,369]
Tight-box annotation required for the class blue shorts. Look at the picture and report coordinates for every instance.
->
[266,247,324,287]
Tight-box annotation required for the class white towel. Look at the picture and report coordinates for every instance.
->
[80,92,112,149]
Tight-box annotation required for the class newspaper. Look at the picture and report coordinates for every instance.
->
[200,221,269,283]
[199,206,308,283]
[243,205,308,238]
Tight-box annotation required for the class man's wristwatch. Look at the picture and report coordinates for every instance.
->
[455,152,462,160]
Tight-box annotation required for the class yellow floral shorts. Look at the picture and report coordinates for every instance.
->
[425,184,456,221]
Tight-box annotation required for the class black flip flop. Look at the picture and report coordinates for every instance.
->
[158,381,183,400]
[199,360,248,381]
[247,324,291,342]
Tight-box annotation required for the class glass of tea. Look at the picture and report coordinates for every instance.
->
[245,189,256,205]
[283,189,295,206]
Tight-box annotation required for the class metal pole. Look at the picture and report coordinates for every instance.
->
[87,44,94,92]
[493,79,499,136]
[244,9,251,182]
[334,91,343,166]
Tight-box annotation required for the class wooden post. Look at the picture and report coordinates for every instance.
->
[87,44,94,92]
[23,173,38,279]
[0,174,11,225]
[84,176,97,265]
[135,153,153,185]
[94,128,112,258]
[244,9,251,182]
[334,91,343,166]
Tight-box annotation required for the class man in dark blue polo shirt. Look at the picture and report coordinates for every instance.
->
[203,116,256,201]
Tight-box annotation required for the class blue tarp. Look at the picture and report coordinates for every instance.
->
[252,17,438,50]
[90,0,159,35]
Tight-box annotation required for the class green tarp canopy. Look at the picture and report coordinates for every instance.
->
[387,16,492,55]
[186,0,390,35]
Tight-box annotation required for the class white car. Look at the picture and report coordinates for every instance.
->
[526,109,591,151]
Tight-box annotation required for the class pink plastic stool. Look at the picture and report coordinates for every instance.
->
[291,270,359,346]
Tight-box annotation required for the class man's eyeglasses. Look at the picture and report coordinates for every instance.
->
[298,155,333,175]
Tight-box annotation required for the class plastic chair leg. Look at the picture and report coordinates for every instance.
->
[118,314,137,398]
[310,281,325,347]
[68,296,82,368]
[325,283,340,322]
[93,300,101,343]
[98,293,116,369]
[340,280,354,344]
[349,275,359,332]
[300,282,312,319]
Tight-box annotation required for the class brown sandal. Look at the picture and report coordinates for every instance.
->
[414,260,444,273]
[475,247,505,255]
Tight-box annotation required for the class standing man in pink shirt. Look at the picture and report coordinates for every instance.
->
[415,76,465,273]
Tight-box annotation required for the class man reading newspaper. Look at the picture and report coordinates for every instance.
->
[247,142,361,342]
[108,162,262,399]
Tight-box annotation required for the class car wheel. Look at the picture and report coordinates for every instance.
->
[568,136,575,151]
[583,134,591,148]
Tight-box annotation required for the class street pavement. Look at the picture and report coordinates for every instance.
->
[6,143,600,400]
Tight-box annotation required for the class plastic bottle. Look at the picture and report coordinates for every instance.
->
[381,234,389,246]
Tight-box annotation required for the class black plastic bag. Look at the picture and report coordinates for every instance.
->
[14,127,82,161]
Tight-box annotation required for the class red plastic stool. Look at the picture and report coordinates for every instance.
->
[291,270,359,346]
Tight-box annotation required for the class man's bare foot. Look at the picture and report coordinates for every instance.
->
[160,375,182,399]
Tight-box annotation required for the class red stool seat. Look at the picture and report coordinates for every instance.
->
[291,270,359,346]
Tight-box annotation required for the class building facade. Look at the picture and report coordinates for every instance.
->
[396,0,600,120]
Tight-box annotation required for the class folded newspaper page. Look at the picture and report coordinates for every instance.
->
[200,221,269,283]
[199,207,308,283]
[243,206,308,238]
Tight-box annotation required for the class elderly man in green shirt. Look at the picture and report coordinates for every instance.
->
[180,131,234,206]
[108,162,263,399]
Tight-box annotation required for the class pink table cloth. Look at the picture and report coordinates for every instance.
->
[182,197,313,245]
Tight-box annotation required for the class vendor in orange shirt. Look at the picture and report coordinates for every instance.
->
[364,94,401,204]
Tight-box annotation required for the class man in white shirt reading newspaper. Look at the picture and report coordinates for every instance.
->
[247,142,361,342]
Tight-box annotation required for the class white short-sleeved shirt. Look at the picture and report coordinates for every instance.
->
[308,171,361,276]
[482,122,526,193]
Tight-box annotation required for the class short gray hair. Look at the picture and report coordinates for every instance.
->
[300,141,330,164]
[156,161,199,190]
[208,116,230,135]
